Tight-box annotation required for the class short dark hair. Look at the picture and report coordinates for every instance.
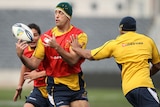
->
[28,23,41,35]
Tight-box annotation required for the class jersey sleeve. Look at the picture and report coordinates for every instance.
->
[77,32,88,49]
[91,40,115,60]
[33,38,45,60]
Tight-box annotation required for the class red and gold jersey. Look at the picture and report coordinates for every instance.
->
[91,32,160,95]
[34,25,87,77]
[23,46,46,87]
[34,25,88,90]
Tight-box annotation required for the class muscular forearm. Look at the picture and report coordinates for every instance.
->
[17,65,26,88]
[34,70,46,79]
[45,34,82,65]
[24,70,46,80]
[20,55,40,70]
[55,45,80,65]
[18,73,25,88]
[72,47,93,60]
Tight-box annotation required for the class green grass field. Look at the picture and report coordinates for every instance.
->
[0,88,132,107]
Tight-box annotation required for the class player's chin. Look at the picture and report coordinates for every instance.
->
[29,44,36,48]
[56,23,62,27]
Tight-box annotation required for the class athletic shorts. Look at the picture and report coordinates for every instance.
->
[47,76,88,107]
[25,87,52,107]
[125,87,160,107]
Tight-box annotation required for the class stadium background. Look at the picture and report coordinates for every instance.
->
[0,0,160,91]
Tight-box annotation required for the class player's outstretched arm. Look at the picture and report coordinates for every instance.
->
[24,70,46,83]
[70,35,93,60]
[13,65,26,101]
[16,40,41,70]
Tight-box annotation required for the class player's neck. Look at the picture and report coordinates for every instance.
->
[29,46,36,50]
[57,23,71,33]
[120,31,135,34]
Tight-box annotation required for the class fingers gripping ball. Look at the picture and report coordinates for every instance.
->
[12,23,34,42]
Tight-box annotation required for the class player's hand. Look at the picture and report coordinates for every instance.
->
[24,70,39,83]
[43,34,60,50]
[70,35,84,49]
[24,70,36,83]
[16,39,28,57]
[13,87,22,102]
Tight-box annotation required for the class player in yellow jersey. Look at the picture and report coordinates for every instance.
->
[70,16,160,107]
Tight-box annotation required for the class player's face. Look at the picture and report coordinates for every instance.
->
[55,10,69,28]
[28,28,40,48]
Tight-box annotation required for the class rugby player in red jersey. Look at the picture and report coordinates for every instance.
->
[13,23,52,107]
[15,2,89,107]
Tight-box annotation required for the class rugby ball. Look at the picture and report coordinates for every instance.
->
[12,23,34,42]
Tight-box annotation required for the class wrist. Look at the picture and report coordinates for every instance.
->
[16,87,22,91]
[17,85,22,89]
[55,45,60,50]
[17,53,22,58]
[19,54,24,60]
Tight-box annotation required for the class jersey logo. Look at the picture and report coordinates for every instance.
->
[65,41,70,48]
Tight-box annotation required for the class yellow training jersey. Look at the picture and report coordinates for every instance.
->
[91,32,160,95]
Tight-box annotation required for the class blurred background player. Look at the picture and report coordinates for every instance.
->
[70,16,160,107]
[15,2,90,107]
[13,23,52,107]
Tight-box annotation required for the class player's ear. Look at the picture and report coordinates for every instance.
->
[119,25,124,34]
[118,27,121,32]
[119,24,123,32]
